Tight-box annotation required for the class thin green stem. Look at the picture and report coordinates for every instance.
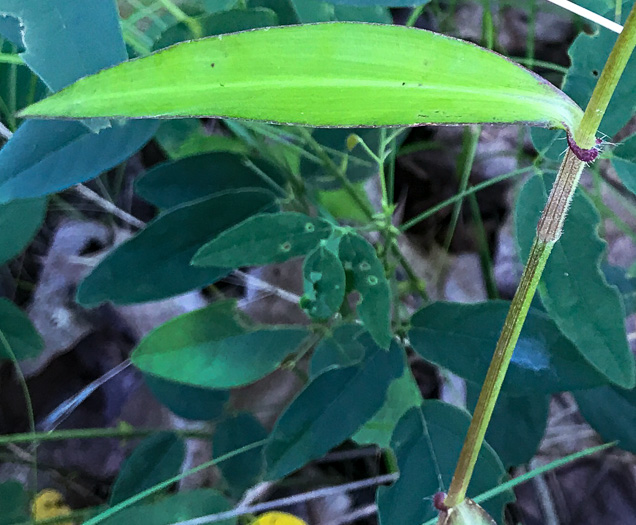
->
[0,53,24,65]
[0,427,215,446]
[444,0,636,508]
[443,125,481,253]
[468,191,499,299]
[444,238,554,507]
[82,439,268,525]
[401,166,534,232]
[156,0,203,37]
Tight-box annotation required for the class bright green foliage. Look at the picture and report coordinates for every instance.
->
[100,489,236,525]
[154,8,279,50]
[338,232,392,348]
[143,374,229,421]
[301,244,346,320]
[611,134,636,196]
[310,324,368,375]
[409,300,605,395]
[353,366,422,449]
[77,189,277,306]
[0,197,46,265]
[192,212,333,268]
[132,301,309,389]
[516,173,636,389]
[265,338,404,479]
[0,481,28,525]
[574,383,636,454]
[110,432,185,505]
[21,23,582,133]
[0,298,44,361]
[213,413,268,497]
[466,385,550,468]
[376,402,513,525]
[135,152,285,209]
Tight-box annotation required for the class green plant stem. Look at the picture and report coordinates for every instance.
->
[468,192,499,299]
[157,0,202,37]
[400,166,535,232]
[444,1,636,509]
[0,53,23,65]
[0,427,215,446]
[443,125,481,253]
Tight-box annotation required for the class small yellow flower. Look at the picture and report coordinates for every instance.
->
[252,511,308,525]
[31,489,73,525]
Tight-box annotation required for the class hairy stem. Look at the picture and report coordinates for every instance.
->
[444,2,636,509]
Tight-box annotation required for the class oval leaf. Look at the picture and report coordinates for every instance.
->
[21,23,582,132]
[213,413,268,497]
[409,300,607,396]
[265,337,404,479]
[339,232,392,349]
[133,306,310,388]
[0,198,46,265]
[110,432,185,505]
[376,402,513,525]
[574,383,636,454]
[0,298,44,362]
[516,172,636,389]
[136,152,285,209]
[77,189,277,306]
[192,212,333,268]
[301,244,346,320]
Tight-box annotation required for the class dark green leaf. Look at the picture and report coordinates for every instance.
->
[144,374,229,421]
[154,8,279,50]
[0,119,158,203]
[353,367,422,449]
[0,298,44,361]
[301,244,346,320]
[214,413,268,497]
[574,382,636,454]
[133,301,309,388]
[136,152,285,209]
[0,197,46,265]
[339,232,392,349]
[409,300,607,396]
[192,212,333,268]
[602,263,636,315]
[248,0,299,25]
[0,14,24,49]
[0,481,28,525]
[265,337,403,479]
[376,402,513,525]
[466,385,549,468]
[516,173,636,388]
[0,0,126,92]
[110,432,185,505]
[611,134,636,196]
[77,189,276,306]
[333,4,392,22]
[310,324,367,376]
[101,489,235,525]
[328,0,426,6]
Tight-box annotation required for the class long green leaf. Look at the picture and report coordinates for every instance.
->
[20,23,582,132]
